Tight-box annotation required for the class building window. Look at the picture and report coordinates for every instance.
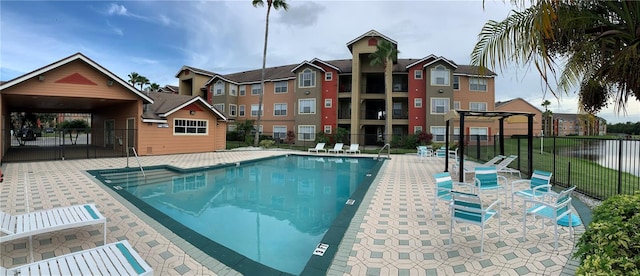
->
[454,127,460,141]
[414,70,423,79]
[325,72,332,81]
[239,86,246,96]
[453,76,459,90]
[454,101,460,110]
[393,102,402,117]
[174,119,207,135]
[229,104,237,117]
[431,126,446,142]
[324,125,331,134]
[299,99,316,114]
[298,125,316,141]
[414,126,423,133]
[299,68,316,88]
[228,124,237,132]
[469,77,487,91]
[470,127,488,141]
[430,65,450,86]
[431,98,450,114]
[214,81,225,95]
[274,81,288,93]
[213,103,224,112]
[324,99,332,108]
[414,98,422,108]
[229,84,237,96]
[470,102,487,111]
[251,104,263,117]
[251,84,262,95]
[239,105,245,117]
[273,126,287,141]
[274,103,287,116]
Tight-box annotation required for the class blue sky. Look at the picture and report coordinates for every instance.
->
[1,0,638,123]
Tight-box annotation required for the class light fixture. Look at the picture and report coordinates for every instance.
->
[190,110,196,115]
[107,80,114,86]
[438,89,444,93]
[304,91,310,95]
[38,75,45,81]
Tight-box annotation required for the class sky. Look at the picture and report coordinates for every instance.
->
[1,0,639,124]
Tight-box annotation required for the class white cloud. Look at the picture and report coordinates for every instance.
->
[106,3,128,16]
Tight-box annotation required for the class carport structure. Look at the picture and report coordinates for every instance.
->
[443,110,536,182]
[0,53,153,162]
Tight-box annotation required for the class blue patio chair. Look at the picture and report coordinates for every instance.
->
[523,186,576,249]
[417,146,433,161]
[449,191,501,257]
[473,166,509,205]
[431,172,466,220]
[511,170,553,208]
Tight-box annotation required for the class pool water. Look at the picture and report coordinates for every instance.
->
[91,155,382,275]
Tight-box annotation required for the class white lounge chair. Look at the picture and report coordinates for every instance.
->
[308,142,327,153]
[495,155,522,178]
[0,240,153,276]
[345,144,360,154]
[0,204,107,260]
[328,143,345,154]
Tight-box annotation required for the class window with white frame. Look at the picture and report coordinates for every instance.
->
[213,103,224,112]
[414,98,423,108]
[430,65,450,86]
[251,104,263,117]
[431,98,450,114]
[251,84,262,95]
[453,76,460,90]
[414,70,423,79]
[431,126,446,142]
[324,125,331,134]
[414,126,423,133]
[229,104,237,117]
[298,125,315,141]
[393,102,402,117]
[229,84,237,96]
[239,105,245,117]
[469,77,488,91]
[454,101,461,110]
[274,81,288,93]
[470,127,488,141]
[174,119,207,135]
[325,72,332,81]
[273,126,287,140]
[299,99,316,114]
[454,127,460,141]
[324,98,332,108]
[239,86,246,96]
[299,68,316,88]
[214,81,225,95]
[274,103,287,116]
[469,102,487,112]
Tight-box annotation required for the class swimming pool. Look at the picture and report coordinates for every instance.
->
[89,154,384,275]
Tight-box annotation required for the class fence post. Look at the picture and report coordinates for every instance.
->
[618,138,623,195]
[567,161,571,188]
[476,135,480,160]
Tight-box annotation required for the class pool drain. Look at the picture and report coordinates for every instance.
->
[313,243,329,256]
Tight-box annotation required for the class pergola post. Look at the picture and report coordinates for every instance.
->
[458,113,465,182]
[527,114,534,178]
[499,117,505,156]
[445,119,450,172]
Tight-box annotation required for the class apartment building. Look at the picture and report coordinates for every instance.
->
[553,113,607,136]
[175,30,498,146]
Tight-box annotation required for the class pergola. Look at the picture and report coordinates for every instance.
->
[443,110,536,182]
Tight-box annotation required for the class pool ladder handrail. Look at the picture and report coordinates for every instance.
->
[377,143,391,159]
[129,147,145,178]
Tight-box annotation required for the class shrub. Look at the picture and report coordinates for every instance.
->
[315,132,329,143]
[574,192,640,275]
[259,140,275,148]
[334,127,349,143]
[417,131,433,145]
[285,130,296,144]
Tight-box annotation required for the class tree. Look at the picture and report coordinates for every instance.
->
[127,72,140,87]
[369,39,399,143]
[541,100,552,136]
[59,119,90,145]
[149,83,160,92]
[252,0,289,147]
[472,1,640,115]
[138,76,150,91]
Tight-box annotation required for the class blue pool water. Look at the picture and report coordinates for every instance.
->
[92,155,381,275]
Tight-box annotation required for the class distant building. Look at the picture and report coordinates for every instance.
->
[552,113,607,136]
[494,98,543,137]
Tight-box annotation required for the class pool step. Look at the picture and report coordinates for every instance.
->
[101,169,180,186]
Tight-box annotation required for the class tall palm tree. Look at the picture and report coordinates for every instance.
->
[138,76,150,91]
[127,72,140,87]
[541,100,552,136]
[150,83,160,92]
[252,0,289,147]
[369,39,399,143]
[472,1,640,115]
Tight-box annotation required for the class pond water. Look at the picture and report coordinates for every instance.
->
[559,139,639,177]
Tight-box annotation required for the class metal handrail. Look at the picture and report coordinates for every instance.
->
[130,147,145,178]
[377,143,391,159]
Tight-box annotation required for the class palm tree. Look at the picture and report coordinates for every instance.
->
[369,39,399,143]
[138,76,150,91]
[150,83,160,92]
[541,100,552,136]
[127,72,140,87]
[252,0,289,147]
[472,1,640,115]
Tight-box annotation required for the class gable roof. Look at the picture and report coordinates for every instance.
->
[174,65,218,78]
[454,65,497,77]
[495,98,542,113]
[0,52,153,103]
[424,57,458,69]
[290,61,326,73]
[346,29,398,52]
[310,58,342,72]
[142,92,227,123]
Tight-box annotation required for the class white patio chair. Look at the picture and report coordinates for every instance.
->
[432,172,467,220]
[473,166,509,206]
[511,170,553,208]
[0,240,153,276]
[345,144,360,154]
[449,191,501,257]
[328,143,345,154]
[523,186,576,249]
[495,155,521,178]
[308,142,327,153]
